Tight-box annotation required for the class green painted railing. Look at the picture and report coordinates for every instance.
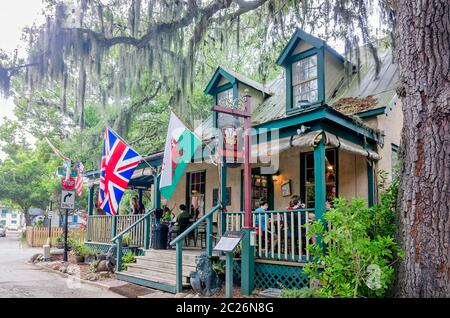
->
[169,205,221,292]
[223,208,316,262]
[111,209,154,272]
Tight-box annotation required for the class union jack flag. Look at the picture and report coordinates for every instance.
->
[98,128,142,216]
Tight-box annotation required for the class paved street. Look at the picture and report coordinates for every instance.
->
[0,231,123,298]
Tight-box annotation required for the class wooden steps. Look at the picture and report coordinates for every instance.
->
[116,248,203,293]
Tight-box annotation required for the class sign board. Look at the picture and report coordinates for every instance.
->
[57,167,78,178]
[61,177,76,191]
[61,191,75,209]
[48,211,54,219]
[213,231,244,253]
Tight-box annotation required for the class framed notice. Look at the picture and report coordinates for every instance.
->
[281,180,292,197]
[213,231,244,253]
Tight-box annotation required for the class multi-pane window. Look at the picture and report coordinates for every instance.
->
[1,210,7,218]
[292,54,318,107]
[217,89,233,107]
[252,174,269,210]
[189,171,206,196]
[11,213,17,219]
[188,171,206,218]
[304,149,337,208]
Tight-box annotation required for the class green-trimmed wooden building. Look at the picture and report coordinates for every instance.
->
[84,29,402,294]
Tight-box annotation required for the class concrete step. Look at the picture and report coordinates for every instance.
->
[125,263,193,281]
[135,256,196,272]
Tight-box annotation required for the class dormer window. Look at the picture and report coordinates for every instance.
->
[292,54,318,106]
[217,88,233,106]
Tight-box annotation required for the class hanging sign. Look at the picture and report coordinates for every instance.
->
[61,177,76,191]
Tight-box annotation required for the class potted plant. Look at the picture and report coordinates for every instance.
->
[83,246,97,264]
[122,233,132,247]
[73,243,87,263]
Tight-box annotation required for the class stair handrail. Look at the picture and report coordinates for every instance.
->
[169,204,221,292]
[111,208,155,272]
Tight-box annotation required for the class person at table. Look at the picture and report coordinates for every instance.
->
[254,200,278,249]
[171,204,191,235]
[162,206,175,223]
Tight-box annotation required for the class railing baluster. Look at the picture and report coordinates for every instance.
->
[270,213,274,259]
[264,214,268,258]
[291,211,295,261]
[284,213,288,260]
[277,213,281,260]
[306,211,310,261]
[258,214,262,258]
[298,211,302,261]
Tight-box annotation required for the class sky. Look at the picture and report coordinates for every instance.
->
[0,0,45,123]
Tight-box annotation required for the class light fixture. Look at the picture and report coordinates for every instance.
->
[272,172,280,183]
[327,165,334,171]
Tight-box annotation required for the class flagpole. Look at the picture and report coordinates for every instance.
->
[106,127,158,174]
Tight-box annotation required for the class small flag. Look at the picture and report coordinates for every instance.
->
[160,112,201,200]
[98,128,142,216]
[75,162,85,197]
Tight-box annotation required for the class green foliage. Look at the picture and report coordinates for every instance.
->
[211,260,226,277]
[122,233,132,246]
[74,243,96,257]
[303,190,402,298]
[121,251,136,271]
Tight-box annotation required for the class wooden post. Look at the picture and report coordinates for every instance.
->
[86,186,94,241]
[116,236,123,272]
[144,213,151,249]
[240,96,254,295]
[206,214,213,257]
[176,241,183,292]
[226,252,233,298]
[367,161,375,207]
[314,137,326,222]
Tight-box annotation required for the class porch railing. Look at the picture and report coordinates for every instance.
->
[116,215,146,247]
[223,209,316,262]
[112,209,154,272]
[87,215,113,243]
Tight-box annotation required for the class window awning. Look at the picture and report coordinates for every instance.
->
[253,130,381,161]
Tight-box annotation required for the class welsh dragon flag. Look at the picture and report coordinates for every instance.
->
[159,112,201,200]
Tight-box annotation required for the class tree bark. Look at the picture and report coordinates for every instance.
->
[395,0,450,297]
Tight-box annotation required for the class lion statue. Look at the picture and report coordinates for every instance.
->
[190,253,222,297]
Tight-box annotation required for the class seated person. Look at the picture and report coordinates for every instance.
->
[170,204,191,235]
[161,207,174,223]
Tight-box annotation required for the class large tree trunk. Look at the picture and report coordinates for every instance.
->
[395,0,450,297]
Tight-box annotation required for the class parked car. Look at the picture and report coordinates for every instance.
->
[0,225,6,237]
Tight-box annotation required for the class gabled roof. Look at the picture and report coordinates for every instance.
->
[253,42,398,125]
[276,28,345,66]
[204,66,272,96]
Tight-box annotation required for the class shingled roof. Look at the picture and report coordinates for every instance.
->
[251,42,398,125]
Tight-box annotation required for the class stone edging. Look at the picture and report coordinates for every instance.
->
[33,262,120,292]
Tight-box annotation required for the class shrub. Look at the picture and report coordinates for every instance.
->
[302,195,403,298]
